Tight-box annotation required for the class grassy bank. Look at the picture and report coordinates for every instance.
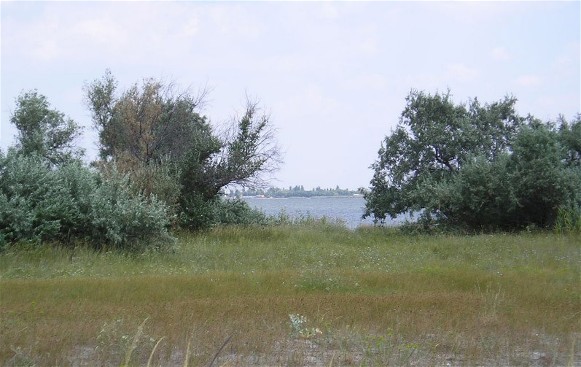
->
[1,224,579,366]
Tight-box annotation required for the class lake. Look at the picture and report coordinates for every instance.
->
[242,196,407,229]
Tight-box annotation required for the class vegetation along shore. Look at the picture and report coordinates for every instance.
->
[0,72,579,365]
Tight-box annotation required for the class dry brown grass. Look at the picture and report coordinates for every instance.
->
[0,227,579,366]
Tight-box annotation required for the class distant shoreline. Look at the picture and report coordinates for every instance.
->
[240,194,363,199]
[228,185,362,199]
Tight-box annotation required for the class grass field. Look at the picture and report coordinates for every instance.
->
[1,224,579,366]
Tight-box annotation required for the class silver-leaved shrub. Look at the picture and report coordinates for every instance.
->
[0,149,173,251]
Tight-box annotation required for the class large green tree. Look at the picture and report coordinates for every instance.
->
[10,90,83,166]
[85,71,280,228]
[558,114,581,168]
[364,90,580,230]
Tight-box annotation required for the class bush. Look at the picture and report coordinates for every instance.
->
[89,169,173,250]
[128,160,182,220]
[508,124,580,228]
[179,194,268,230]
[396,124,581,232]
[0,151,74,243]
[0,150,173,251]
[214,198,269,226]
[97,157,183,223]
[179,192,220,230]
[365,90,581,232]
[51,161,97,240]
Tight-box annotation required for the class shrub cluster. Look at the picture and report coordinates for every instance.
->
[2,83,277,252]
[179,193,269,230]
[0,150,172,251]
[423,124,581,231]
[365,90,581,233]
[0,150,269,251]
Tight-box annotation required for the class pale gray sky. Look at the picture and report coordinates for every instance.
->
[1,1,579,190]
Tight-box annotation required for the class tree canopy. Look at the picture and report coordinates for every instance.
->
[10,90,83,166]
[85,71,280,229]
[364,90,581,231]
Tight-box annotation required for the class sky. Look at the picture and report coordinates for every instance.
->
[1,1,579,190]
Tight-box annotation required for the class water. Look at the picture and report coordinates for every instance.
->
[242,196,405,229]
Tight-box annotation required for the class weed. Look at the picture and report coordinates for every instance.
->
[289,314,322,339]
[555,205,581,234]
[121,317,149,367]
[477,282,504,326]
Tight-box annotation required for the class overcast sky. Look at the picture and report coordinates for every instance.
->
[1,1,579,190]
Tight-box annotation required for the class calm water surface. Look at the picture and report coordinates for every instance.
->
[243,196,405,229]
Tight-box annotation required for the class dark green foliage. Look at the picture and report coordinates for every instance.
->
[176,126,223,202]
[508,123,580,227]
[364,90,522,224]
[214,198,269,226]
[85,72,279,230]
[425,154,515,231]
[178,192,221,230]
[179,194,268,229]
[171,103,276,205]
[365,90,581,231]
[11,90,83,166]
[558,114,581,170]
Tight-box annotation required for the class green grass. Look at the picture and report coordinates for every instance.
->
[1,225,579,366]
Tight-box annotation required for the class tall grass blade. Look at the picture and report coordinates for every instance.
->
[328,351,335,367]
[146,336,165,367]
[122,317,149,367]
[568,334,576,367]
[183,340,191,367]
[207,335,232,367]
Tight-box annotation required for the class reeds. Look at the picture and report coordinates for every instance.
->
[555,205,581,234]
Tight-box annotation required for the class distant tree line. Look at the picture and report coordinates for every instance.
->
[229,185,359,198]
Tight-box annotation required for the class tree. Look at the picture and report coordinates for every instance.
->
[85,71,280,229]
[176,100,280,228]
[364,90,580,230]
[558,114,581,167]
[364,90,522,223]
[508,122,580,227]
[212,100,280,192]
[85,70,211,165]
[10,90,83,166]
